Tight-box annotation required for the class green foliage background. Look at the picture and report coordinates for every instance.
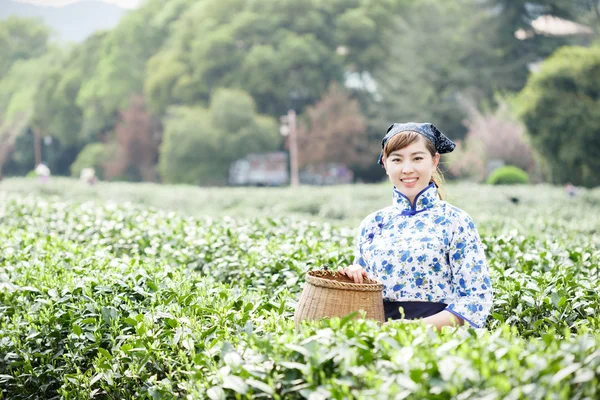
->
[486,165,530,185]
[518,46,600,187]
[0,0,599,185]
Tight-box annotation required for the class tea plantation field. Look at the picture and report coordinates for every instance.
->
[1,179,599,399]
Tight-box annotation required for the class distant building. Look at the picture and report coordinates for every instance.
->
[299,163,354,185]
[516,15,594,73]
[515,15,593,40]
[229,153,354,186]
[229,152,288,186]
[531,15,593,36]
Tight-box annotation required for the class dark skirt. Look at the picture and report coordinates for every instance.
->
[383,301,447,321]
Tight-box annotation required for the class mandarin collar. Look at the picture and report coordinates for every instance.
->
[392,182,439,216]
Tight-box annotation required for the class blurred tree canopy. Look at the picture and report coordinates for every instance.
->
[0,17,62,176]
[518,46,600,187]
[34,32,106,149]
[297,83,368,168]
[145,0,403,117]
[103,95,160,182]
[76,0,191,139]
[158,88,280,185]
[0,0,597,184]
[376,0,587,140]
[0,16,51,77]
[483,0,593,90]
[70,142,107,179]
[376,0,502,139]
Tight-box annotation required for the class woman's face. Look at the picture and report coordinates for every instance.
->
[383,137,440,204]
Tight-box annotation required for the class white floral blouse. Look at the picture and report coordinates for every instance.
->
[354,182,493,328]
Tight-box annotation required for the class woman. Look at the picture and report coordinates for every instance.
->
[339,122,493,329]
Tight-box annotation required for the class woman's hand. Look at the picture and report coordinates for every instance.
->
[338,264,368,284]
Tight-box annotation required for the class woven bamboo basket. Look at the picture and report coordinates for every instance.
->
[294,270,384,328]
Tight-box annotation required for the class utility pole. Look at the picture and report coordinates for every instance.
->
[280,109,300,187]
[33,127,41,167]
[287,109,299,187]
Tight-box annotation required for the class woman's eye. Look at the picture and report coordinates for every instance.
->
[414,157,423,161]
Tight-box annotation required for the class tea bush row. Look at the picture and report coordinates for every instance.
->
[1,192,599,398]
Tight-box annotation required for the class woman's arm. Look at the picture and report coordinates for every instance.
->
[443,212,494,328]
[384,311,464,329]
[421,310,464,330]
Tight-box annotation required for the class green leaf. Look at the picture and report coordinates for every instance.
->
[285,344,311,358]
[339,311,359,327]
[551,363,581,385]
[97,348,112,359]
[279,362,308,373]
[573,368,594,384]
[90,373,103,386]
[101,307,118,323]
[246,379,273,395]
[491,313,504,322]
[522,295,535,306]
[166,318,178,328]
[207,386,225,400]
[222,375,248,394]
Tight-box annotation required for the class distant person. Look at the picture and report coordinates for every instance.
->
[35,163,51,184]
[338,122,493,330]
[565,182,577,197]
[80,168,97,186]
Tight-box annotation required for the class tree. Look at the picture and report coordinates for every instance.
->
[376,0,591,142]
[145,0,404,117]
[518,46,600,187]
[375,0,507,140]
[572,0,600,33]
[446,98,536,181]
[0,17,51,77]
[481,0,594,91]
[33,32,106,149]
[29,0,192,176]
[69,142,107,179]
[0,48,62,175]
[76,0,193,140]
[158,88,280,185]
[0,112,29,177]
[103,95,160,182]
[297,83,369,168]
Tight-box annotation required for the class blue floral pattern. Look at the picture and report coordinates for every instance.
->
[354,183,493,328]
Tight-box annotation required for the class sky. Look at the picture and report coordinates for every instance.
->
[15,0,141,8]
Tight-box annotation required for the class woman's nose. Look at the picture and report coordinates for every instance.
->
[402,163,414,173]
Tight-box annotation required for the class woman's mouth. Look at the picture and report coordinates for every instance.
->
[401,177,418,187]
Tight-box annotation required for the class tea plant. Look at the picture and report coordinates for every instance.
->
[1,182,599,399]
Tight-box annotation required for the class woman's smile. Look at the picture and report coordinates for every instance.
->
[401,177,419,187]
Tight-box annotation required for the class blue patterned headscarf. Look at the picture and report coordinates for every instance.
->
[377,122,456,166]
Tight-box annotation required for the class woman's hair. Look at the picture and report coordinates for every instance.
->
[383,131,446,200]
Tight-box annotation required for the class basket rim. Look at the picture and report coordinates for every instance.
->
[306,271,384,292]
